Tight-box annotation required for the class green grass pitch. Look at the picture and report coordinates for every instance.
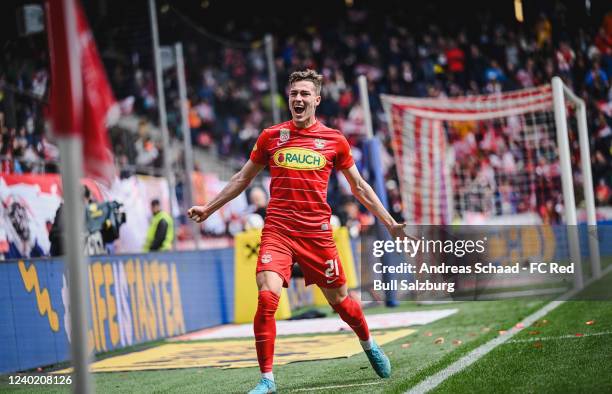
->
[2,272,611,393]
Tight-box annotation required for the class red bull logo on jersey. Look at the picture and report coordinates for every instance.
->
[273,147,327,170]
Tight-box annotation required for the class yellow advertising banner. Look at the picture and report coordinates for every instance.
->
[233,230,291,323]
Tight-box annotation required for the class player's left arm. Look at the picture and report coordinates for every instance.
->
[341,165,406,239]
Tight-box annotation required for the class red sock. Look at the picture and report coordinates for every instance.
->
[253,290,280,373]
[331,296,370,341]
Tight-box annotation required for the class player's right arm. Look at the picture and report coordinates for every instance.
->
[187,159,265,223]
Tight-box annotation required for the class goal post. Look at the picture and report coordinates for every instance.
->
[381,77,601,283]
[552,77,601,279]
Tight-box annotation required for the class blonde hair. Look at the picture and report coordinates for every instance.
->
[288,69,323,95]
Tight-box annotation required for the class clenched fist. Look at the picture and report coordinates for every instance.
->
[387,223,418,241]
[187,205,211,223]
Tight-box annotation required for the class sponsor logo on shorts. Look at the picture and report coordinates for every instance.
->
[326,277,338,284]
[273,147,327,170]
[321,223,329,230]
[261,254,272,264]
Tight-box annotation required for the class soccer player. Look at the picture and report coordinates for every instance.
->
[188,69,406,394]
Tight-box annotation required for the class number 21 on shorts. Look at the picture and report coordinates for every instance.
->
[325,259,339,279]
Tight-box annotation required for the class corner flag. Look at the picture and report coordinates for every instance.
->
[45,0,118,392]
[46,0,117,186]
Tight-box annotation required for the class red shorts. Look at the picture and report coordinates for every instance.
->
[256,229,347,288]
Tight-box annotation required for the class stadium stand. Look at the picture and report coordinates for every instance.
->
[3,4,612,392]
[0,0,611,242]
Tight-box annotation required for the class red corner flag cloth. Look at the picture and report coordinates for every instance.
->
[46,0,118,186]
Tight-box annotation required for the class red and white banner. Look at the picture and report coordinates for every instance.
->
[0,171,253,257]
[0,174,106,259]
[0,175,62,259]
[46,0,117,185]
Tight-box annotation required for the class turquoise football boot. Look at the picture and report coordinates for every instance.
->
[365,341,392,378]
[247,377,276,394]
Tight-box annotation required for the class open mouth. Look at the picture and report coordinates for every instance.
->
[294,106,305,115]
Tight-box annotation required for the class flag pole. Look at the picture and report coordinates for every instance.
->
[174,42,200,250]
[358,74,399,307]
[54,0,93,391]
[149,0,175,246]
[58,138,92,393]
[265,34,280,124]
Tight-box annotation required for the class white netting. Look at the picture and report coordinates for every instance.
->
[382,85,566,225]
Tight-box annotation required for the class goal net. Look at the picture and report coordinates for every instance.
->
[379,79,602,296]
[382,84,580,226]
[382,78,601,298]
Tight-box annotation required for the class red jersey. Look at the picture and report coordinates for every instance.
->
[250,120,354,238]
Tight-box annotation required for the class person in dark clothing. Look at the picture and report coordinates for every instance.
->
[48,203,63,257]
[49,186,94,256]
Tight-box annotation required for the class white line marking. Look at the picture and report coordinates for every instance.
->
[405,264,612,394]
[292,382,379,392]
[506,331,612,344]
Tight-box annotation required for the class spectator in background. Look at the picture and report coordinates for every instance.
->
[585,62,610,100]
[594,24,612,63]
[49,186,95,256]
[516,58,536,88]
[596,178,611,205]
[484,60,505,93]
[143,199,174,252]
[539,199,560,224]
[340,199,374,238]
[244,186,267,231]
[556,41,576,79]
[592,150,611,190]
[467,44,487,87]
[135,135,158,168]
[536,13,553,49]
[445,39,466,88]
[385,179,403,222]
[134,120,159,170]
[248,186,268,219]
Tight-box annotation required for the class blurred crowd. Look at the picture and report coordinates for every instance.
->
[0,36,59,174]
[1,2,611,235]
[151,6,612,227]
